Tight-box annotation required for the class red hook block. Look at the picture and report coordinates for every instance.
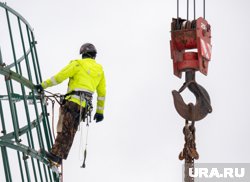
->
[170,17,212,78]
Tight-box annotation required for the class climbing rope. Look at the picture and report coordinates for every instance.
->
[51,99,56,140]
[80,93,93,168]
[80,123,89,168]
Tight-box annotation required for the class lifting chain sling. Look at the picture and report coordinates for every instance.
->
[170,0,212,181]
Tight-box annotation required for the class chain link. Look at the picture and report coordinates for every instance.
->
[179,120,199,182]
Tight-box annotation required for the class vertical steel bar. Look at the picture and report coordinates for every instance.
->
[0,49,6,136]
[5,18,25,182]
[31,31,42,82]
[5,10,18,73]
[0,46,3,64]
[17,151,25,181]
[27,35,56,180]
[9,79,27,181]
[25,29,38,83]
[18,17,39,181]
[0,48,5,135]
[204,0,206,19]
[23,22,49,182]
[27,28,53,150]
[0,53,3,143]
[5,10,20,142]
[1,147,12,182]
[9,80,20,130]
[194,0,196,20]
[187,0,189,21]
[6,20,31,182]
[42,165,49,182]
[0,48,12,182]
[177,0,179,30]
[22,154,31,182]
[29,97,45,149]
[30,97,48,181]
[0,49,6,134]
[5,80,20,141]
[42,104,53,148]
[24,28,45,149]
[26,133,38,182]
[28,10,53,156]
[19,55,44,182]
[15,59,42,181]
[25,26,51,182]
[177,0,179,18]
[36,158,44,182]
[0,101,6,135]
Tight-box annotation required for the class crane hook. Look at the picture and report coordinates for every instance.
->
[172,71,212,121]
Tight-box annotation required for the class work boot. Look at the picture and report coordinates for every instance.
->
[46,152,62,165]
[40,149,62,166]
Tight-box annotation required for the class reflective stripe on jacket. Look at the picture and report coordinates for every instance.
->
[41,58,106,114]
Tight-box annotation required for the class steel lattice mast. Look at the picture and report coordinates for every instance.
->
[0,2,59,181]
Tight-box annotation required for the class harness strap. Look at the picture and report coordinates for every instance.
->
[62,91,93,117]
[64,90,93,99]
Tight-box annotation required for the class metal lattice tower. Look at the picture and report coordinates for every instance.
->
[0,2,59,181]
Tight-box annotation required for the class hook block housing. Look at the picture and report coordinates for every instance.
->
[170,17,212,78]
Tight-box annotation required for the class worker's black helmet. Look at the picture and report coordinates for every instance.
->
[80,43,97,55]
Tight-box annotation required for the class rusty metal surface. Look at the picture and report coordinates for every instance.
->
[179,121,198,182]
[170,17,212,78]
[171,2,212,182]
[172,71,212,121]
[172,71,212,181]
[171,71,212,182]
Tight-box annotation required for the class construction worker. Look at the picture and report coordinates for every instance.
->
[35,43,106,165]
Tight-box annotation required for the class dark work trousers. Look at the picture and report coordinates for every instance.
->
[51,101,85,159]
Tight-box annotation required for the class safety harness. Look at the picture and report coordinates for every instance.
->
[63,90,93,123]
[43,90,93,169]
[61,90,93,168]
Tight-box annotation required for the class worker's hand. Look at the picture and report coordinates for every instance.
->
[35,84,44,93]
[94,113,104,123]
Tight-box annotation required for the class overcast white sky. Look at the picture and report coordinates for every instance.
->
[1,0,250,181]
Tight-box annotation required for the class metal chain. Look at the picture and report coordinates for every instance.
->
[179,120,199,182]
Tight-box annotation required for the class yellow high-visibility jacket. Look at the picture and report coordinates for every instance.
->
[41,58,106,114]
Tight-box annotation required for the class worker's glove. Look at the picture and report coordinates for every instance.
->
[35,84,44,94]
[94,113,104,123]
